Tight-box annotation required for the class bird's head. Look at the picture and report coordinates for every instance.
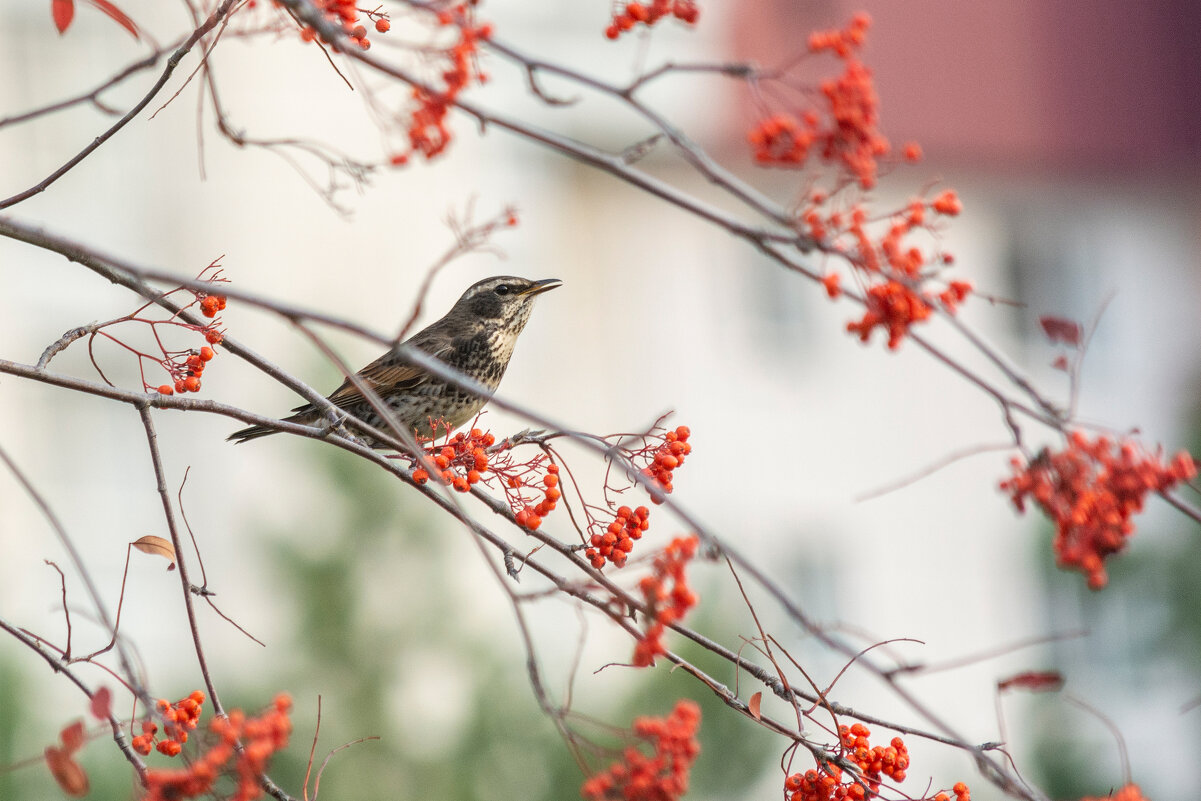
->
[451,276,562,331]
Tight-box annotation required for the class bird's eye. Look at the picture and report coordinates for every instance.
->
[494,284,511,296]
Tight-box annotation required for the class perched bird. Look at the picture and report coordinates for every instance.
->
[228,276,561,446]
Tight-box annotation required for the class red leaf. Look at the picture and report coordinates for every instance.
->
[1039,315,1081,346]
[997,670,1064,693]
[90,686,112,720]
[59,720,86,754]
[84,0,140,39]
[748,691,762,720]
[45,746,89,797]
[52,0,75,33]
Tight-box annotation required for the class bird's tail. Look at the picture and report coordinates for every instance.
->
[227,423,278,444]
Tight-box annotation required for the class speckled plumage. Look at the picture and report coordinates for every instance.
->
[228,276,560,446]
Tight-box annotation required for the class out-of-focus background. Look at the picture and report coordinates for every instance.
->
[2,1,1200,799]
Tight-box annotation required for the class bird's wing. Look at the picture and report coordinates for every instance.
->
[294,341,456,412]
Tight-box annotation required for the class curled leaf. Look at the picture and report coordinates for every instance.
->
[132,535,176,570]
[45,746,89,797]
[52,0,75,33]
[997,670,1064,693]
[748,691,762,720]
[1039,315,1082,346]
[90,686,112,720]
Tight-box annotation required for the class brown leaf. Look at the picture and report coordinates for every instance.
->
[132,535,176,569]
[1039,315,1082,346]
[748,691,762,720]
[90,686,112,720]
[997,670,1064,693]
[45,746,89,797]
[51,0,74,33]
[59,720,85,754]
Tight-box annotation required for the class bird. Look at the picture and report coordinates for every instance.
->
[228,276,561,446]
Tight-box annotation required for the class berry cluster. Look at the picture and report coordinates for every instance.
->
[586,504,649,569]
[580,424,693,569]
[746,16,970,350]
[604,1,700,40]
[409,423,561,530]
[632,535,699,666]
[1001,431,1197,588]
[800,190,968,349]
[296,0,389,49]
[839,724,908,790]
[785,725,968,801]
[513,462,560,530]
[412,426,497,491]
[934,784,972,801]
[156,345,217,396]
[580,700,701,801]
[141,693,292,801]
[643,425,692,501]
[131,691,205,757]
[747,14,884,189]
[399,5,493,161]
[76,262,229,394]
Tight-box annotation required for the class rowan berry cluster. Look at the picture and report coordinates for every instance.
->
[76,262,228,394]
[411,426,497,491]
[632,535,699,666]
[839,724,907,789]
[785,724,968,801]
[131,690,205,757]
[513,462,560,530]
[604,1,700,40]
[580,700,701,801]
[141,693,293,801]
[934,783,972,801]
[156,345,217,396]
[836,193,967,349]
[399,5,493,161]
[581,424,693,568]
[747,15,970,350]
[295,0,389,49]
[1001,431,1197,588]
[410,424,561,529]
[586,504,648,569]
[747,14,884,189]
[642,425,692,501]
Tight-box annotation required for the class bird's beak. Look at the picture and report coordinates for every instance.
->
[522,278,562,297]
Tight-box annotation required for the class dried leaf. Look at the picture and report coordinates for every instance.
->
[1039,315,1082,346]
[51,0,75,33]
[60,720,85,753]
[90,686,112,720]
[748,691,762,720]
[997,670,1064,693]
[45,746,89,797]
[84,0,139,39]
[132,535,176,569]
